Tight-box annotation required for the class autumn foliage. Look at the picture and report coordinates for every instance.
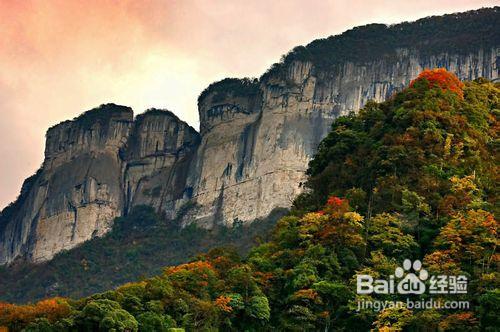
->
[410,68,465,98]
[0,298,70,329]
[164,260,214,275]
[214,296,233,313]
[0,71,498,331]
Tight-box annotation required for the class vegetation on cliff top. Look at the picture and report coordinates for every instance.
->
[42,103,134,135]
[197,7,498,105]
[261,7,499,80]
[1,70,498,331]
[197,78,260,106]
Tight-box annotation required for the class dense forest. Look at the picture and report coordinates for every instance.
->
[0,69,498,331]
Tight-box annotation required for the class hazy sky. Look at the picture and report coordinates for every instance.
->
[0,0,497,209]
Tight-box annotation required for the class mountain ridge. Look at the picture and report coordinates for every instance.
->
[1,6,499,265]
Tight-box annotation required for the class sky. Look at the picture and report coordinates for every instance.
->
[0,0,497,209]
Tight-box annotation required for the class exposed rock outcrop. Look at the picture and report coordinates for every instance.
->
[124,110,200,219]
[177,47,499,227]
[1,7,498,264]
[0,105,134,263]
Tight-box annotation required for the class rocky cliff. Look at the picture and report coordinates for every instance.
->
[0,105,134,264]
[1,7,498,264]
[123,110,200,219]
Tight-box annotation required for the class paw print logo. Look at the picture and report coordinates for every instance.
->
[395,259,428,295]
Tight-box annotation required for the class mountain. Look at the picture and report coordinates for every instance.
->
[1,69,497,331]
[0,7,499,265]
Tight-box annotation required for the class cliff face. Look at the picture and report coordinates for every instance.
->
[124,110,200,219]
[177,47,499,227]
[179,62,336,227]
[0,105,134,264]
[1,7,499,264]
[0,107,199,264]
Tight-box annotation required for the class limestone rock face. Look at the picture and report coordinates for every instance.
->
[310,48,499,114]
[124,110,200,218]
[0,105,134,264]
[178,48,499,227]
[180,62,336,227]
[1,8,499,264]
[0,106,201,265]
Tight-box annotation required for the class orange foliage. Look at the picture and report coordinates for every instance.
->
[165,260,214,275]
[292,289,319,301]
[439,312,478,330]
[424,250,460,274]
[305,196,365,248]
[326,196,344,207]
[323,196,350,218]
[437,210,498,261]
[318,311,330,318]
[318,222,364,247]
[410,68,464,99]
[33,298,71,322]
[214,295,233,313]
[254,271,274,288]
[211,255,235,271]
[0,298,70,327]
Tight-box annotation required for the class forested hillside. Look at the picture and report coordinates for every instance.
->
[0,70,498,331]
[0,207,285,303]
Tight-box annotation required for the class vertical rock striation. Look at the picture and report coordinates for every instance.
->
[0,105,134,264]
[179,46,499,227]
[1,7,498,264]
[124,109,200,219]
